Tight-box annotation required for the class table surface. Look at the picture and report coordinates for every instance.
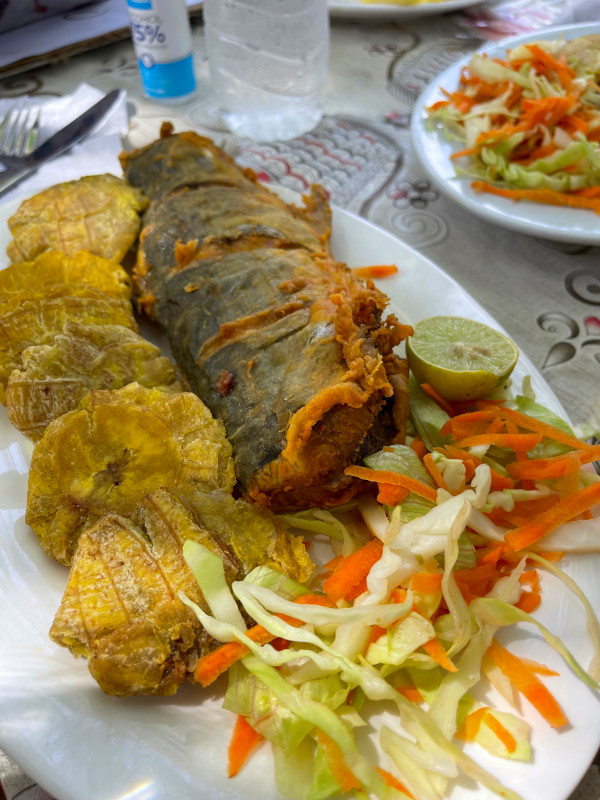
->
[1,1,599,798]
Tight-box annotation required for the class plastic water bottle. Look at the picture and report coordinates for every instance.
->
[127,0,196,103]
[203,0,329,141]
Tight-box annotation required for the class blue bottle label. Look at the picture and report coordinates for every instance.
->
[138,53,196,99]
[127,0,196,99]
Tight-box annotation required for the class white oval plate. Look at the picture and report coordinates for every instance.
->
[411,22,600,245]
[0,194,598,800]
[328,0,484,20]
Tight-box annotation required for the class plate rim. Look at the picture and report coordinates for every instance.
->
[410,21,600,244]
[328,0,484,19]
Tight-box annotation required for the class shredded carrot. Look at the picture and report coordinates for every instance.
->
[446,406,589,451]
[561,451,582,498]
[507,444,600,479]
[486,640,568,727]
[454,563,499,586]
[316,731,361,792]
[228,715,264,778]
[515,591,541,613]
[504,482,600,552]
[525,44,575,89]
[423,453,448,491]
[391,587,408,604]
[519,569,540,592]
[367,625,388,646]
[411,572,443,594]
[437,444,514,490]
[377,483,410,506]
[422,637,458,672]
[323,538,383,603]
[376,768,414,798]
[455,707,487,741]
[472,181,600,216]
[453,432,542,450]
[345,465,438,503]
[397,685,424,704]
[478,544,504,567]
[409,436,428,459]
[345,575,369,602]
[325,554,344,572]
[195,593,333,686]
[420,383,456,417]
[352,264,398,278]
[483,712,517,753]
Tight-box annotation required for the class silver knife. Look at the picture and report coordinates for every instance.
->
[0,89,121,198]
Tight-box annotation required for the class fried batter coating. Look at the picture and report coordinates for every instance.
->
[6,323,181,441]
[26,383,234,565]
[7,174,147,263]
[50,488,313,696]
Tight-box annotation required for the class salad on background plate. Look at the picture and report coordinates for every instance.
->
[411,23,600,245]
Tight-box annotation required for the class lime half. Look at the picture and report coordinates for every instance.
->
[406,316,519,401]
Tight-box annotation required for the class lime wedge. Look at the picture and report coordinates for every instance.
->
[405,316,519,401]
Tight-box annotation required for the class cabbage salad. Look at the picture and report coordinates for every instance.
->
[428,36,600,213]
[181,376,600,800]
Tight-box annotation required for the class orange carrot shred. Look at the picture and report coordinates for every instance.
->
[411,572,443,594]
[352,264,399,278]
[561,451,581,498]
[377,482,410,506]
[507,444,600,479]
[409,436,428,459]
[423,637,458,672]
[455,707,487,741]
[323,538,383,603]
[453,432,542,450]
[504,482,600,552]
[515,591,541,613]
[423,453,448,491]
[486,640,568,727]
[420,383,456,417]
[316,731,361,792]
[483,712,517,753]
[345,465,438,503]
[472,181,600,215]
[376,767,414,798]
[397,685,424,704]
[228,716,264,778]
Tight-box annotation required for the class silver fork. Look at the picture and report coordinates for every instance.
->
[0,102,40,160]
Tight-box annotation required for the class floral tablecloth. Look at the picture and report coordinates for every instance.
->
[1,1,599,798]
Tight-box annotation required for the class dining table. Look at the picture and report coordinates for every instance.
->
[0,0,599,798]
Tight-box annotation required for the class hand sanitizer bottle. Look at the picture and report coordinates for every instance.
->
[127,0,196,104]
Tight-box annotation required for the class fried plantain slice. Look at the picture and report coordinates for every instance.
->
[0,293,137,403]
[26,383,234,565]
[0,251,132,311]
[49,511,203,696]
[180,487,314,584]
[50,487,313,696]
[6,322,181,441]
[7,174,148,263]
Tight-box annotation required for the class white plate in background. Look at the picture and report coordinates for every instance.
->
[411,23,600,245]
